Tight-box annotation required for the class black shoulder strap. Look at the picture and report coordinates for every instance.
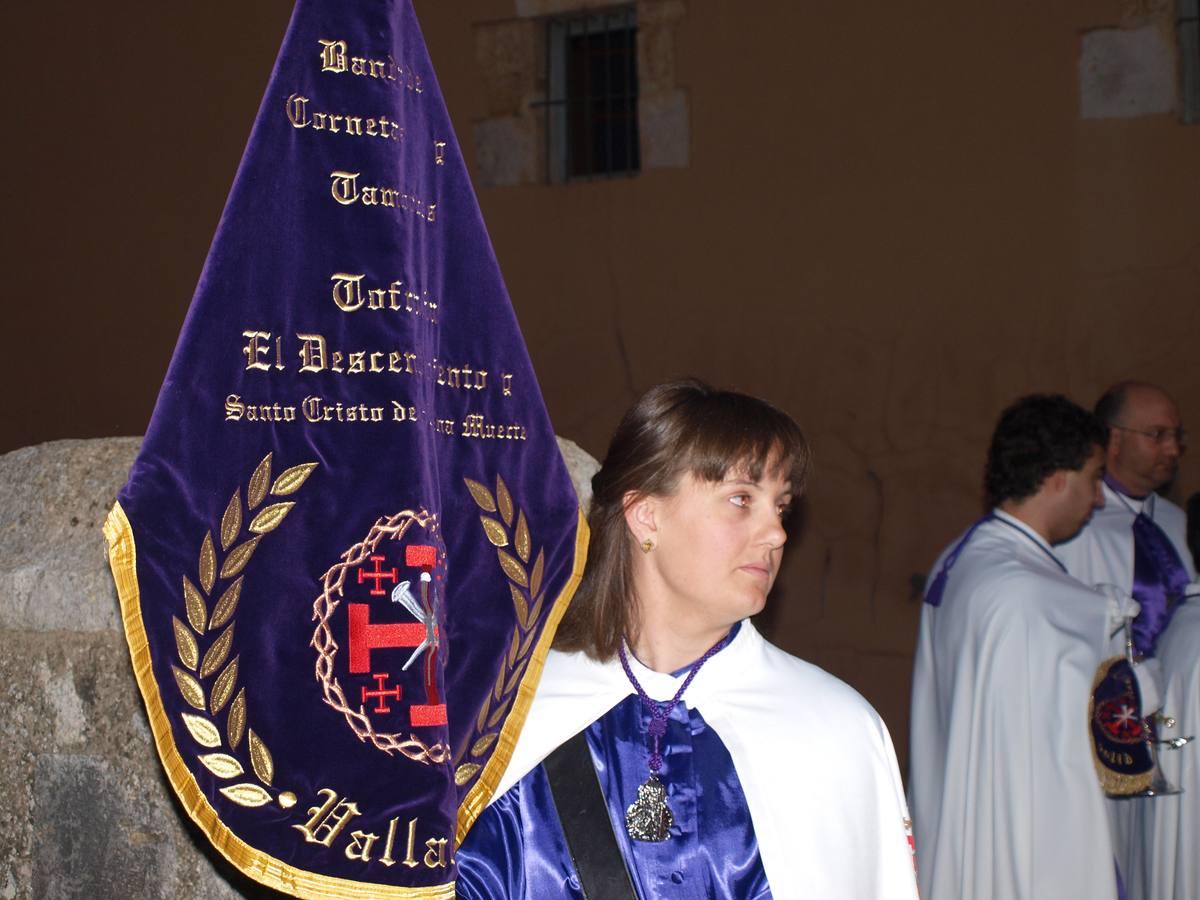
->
[543,730,638,900]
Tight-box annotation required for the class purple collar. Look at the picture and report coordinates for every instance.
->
[1104,472,1160,522]
[1104,471,1148,502]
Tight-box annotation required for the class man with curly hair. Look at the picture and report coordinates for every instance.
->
[909,394,1128,900]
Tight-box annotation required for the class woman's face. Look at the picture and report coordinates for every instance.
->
[635,461,792,631]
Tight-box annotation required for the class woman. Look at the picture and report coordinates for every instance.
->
[456,380,918,899]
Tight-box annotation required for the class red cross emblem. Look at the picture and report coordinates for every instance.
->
[357,555,398,596]
[1097,699,1146,741]
[347,604,434,672]
[313,511,451,748]
[361,673,403,714]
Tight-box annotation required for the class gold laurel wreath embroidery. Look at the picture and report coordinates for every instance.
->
[311,510,452,765]
[172,452,317,810]
[453,474,546,787]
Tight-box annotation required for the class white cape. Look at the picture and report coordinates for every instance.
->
[494,621,919,900]
[910,512,1117,900]
[1138,596,1200,899]
[1055,483,1197,898]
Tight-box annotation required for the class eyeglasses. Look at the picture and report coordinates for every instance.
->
[1113,424,1187,448]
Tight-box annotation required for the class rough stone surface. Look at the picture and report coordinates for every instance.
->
[515,0,597,17]
[639,89,690,169]
[1080,24,1177,118]
[473,0,689,184]
[474,115,538,187]
[32,755,176,898]
[0,438,140,633]
[635,0,689,169]
[637,0,684,92]
[472,16,542,188]
[555,435,600,511]
[0,438,252,900]
[0,435,598,899]
[473,17,539,118]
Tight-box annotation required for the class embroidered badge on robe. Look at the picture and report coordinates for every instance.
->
[1089,657,1156,796]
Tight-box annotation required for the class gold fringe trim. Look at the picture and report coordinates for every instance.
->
[104,501,455,900]
[455,507,590,846]
[1088,656,1154,796]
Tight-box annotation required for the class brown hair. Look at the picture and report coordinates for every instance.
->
[553,379,809,660]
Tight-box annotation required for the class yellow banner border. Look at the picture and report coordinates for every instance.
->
[104,498,588,895]
[455,508,589,844]
[105,500,455,899]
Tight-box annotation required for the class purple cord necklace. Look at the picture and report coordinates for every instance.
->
[617,635,725,842]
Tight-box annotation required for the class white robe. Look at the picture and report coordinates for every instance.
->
[1139,594,1200,899]
[1054,483,1197,899]
[909,511,1117,900]
[495,621,920,900]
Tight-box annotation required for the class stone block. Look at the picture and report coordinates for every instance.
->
[637,0,686,27]
[639,88,690,169]
[516,0,602,18]
[637,8,680,94]
[474,115,539,186]
[515,0,685,22]
[32,755,175,898]
[1080,24,1177,118]
[0,627,243,900]
[0,438,139,633]
[473,19,539,117]
[556,435,600,511]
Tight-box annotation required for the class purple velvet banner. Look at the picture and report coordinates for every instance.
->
[104,2,585,896]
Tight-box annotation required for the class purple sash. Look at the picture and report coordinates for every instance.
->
[1104,475,1190,656]
[1129,511,1190,656]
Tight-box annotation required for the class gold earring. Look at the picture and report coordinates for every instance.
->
[640,538,654,553]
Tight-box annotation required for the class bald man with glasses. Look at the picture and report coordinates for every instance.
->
[1056,381,1196,900]
[1058,382,1192,651]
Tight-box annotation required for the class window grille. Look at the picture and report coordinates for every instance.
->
[543,7,640,181]
[1181,0,1200,124]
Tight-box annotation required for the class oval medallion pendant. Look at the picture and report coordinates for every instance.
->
[625,775,673,841]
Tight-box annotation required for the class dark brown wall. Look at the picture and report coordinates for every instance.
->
[5,1,1198,766]
[2,2,296,451]
[421,1,1200,760]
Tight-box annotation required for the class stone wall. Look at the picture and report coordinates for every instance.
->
[0,438,249,899]
[0,437,598,899]
[471,0,688,186]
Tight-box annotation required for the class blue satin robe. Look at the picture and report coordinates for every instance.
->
[456,686,770,898]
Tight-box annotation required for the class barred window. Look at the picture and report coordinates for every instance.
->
[1182,0,1200,124]
[544,7,639,181]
